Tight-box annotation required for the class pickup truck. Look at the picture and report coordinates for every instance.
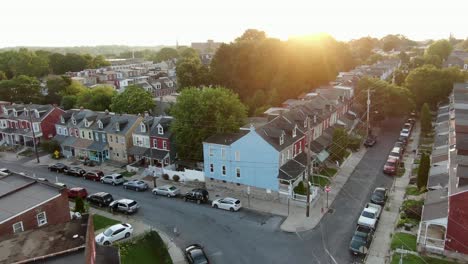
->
[358,203,382,229]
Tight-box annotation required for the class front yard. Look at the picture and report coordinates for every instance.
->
[391,253,459,264]
[118,231,172,264]
[390,232,417,251]
[93,214,120,231]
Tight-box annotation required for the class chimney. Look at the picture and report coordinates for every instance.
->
[79,106,84,111]
[105,109,109,115]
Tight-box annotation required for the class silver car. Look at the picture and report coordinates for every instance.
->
[123,180,148,191]
[152,185,180,197]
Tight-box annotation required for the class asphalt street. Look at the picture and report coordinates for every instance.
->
[0,118,403,264]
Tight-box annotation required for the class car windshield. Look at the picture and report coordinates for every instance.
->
[128,201,137,207]
[191,250,208,264]
[169,186,177,191]
[362,211,375,218]
[385,161,395,166]
[115,176,123,180]
[350,237,366,250]
[234,200,240,204]
[103,228,113,236]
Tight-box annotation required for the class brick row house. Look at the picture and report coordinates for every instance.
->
[128,115,176,167]
[54,108,141,163]
[417,82,468,261]
[203,86,355,200]
[0,104,64,147]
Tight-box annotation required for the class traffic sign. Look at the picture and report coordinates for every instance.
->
[325,186,331,193]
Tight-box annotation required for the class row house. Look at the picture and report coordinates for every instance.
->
[0,104,64,147]
[444,50,468,70]
[418,83,468,261]
[54,108,141,163]
[128,115,175,167]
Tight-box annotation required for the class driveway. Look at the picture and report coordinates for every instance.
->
[0,118,404,264]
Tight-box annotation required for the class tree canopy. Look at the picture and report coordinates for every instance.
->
[76,85,116,111]
[426,40,453,61]
[170,87,247,161]
[420,103,432,135]
[0,75,42,103]
[110,85,155,114]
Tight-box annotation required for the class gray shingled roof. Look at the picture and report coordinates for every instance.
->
[204,130,249,145]
[278,159,305,180]
[422,188,448,221]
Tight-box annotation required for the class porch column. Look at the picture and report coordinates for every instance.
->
[424,223,429,245]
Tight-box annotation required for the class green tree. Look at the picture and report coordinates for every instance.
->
[77,85,116,111]
[74,197,86,214]
[417,153,430,189]
[154,47,179,62]
[176,59,210,88]
[349,37,378,62]
[110,85,155,114]
[235,29,267,42]
[62,80,87,96]
[420,103,432,135]
[0,71,6,81]
[423,54,442,68]
[61,95,77,110]
[0,75,42,103]
[170,87,247,160]
[179,48,199,60]
[45,76,72,104]
[426,40,453,61]
[329,128,348,162]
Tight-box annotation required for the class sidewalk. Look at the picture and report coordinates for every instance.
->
[365,122,420,264]
[87,206,187,264]
[281,146,368,232]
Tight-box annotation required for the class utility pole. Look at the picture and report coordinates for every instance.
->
[305,118,311,217]
[28,106,40,163]
[366,89,371,138]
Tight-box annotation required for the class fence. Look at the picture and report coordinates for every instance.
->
[144,165,205,182]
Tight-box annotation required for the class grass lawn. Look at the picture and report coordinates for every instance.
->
[320,167,338,177]
[311,175,330,187]
[93,214,120,231]
[119,231,172,264]
[391,232,417,252]
[419,137,434,146]
[391,253,459,264]
[406,186,426,196]
[412,167,419,176]
[121,171,137,177]
[18,149,34,157]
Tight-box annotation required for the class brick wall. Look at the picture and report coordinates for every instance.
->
[0,190,70,238]
[41,107,65,140]
[446,193,468,255]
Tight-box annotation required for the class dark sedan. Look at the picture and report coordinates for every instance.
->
[185,244,209,264]
[349,225,373,256]
[48,163,69,173]
[370,187,388,206]
[64,166,86,177]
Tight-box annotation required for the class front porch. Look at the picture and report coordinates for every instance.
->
[1,132,40,147]
[418,221,447,255]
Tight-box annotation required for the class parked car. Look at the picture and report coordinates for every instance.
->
[185,244,209,264]
[67,187,88,199]
[83,159,97,167]
[123,180,148,192]
[184,189,210,204]
[357,203,382,229]
[64,166,86,177]
[403,122,412,131]
[152,185,180,197]
[394,141,405,152]
[109,199,139,214]
[55,182,67,188]
[101,173,125,186]
[383,157,399,175]
[370,188,388,206]
[363,135,377,147]
[0,168,11,176]
[388,147,402,161]
[84,170,104,181]
[212,197,242,212]
[349,225,374,256]
[400,128,410,138]
[407,118,416,125]
[48,163,69,172]
[95,223,133,246]
[87,192,114,207]
[397,136,408,145]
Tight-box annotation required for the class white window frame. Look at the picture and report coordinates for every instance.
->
[158,126,163,135]
[12,221,24,233]
[37,212,47,226]
[98,121,103,129]
[236,167,241,178]
[279,134,284,145]
[140,123,146,133]
[162,141,167,150]
[84,120,89,127]
[221,148,226,160]
[299,141,302,154]
[293,126,297,138]
[235,151,240,161]
[102,134,106,143]
[209,147,214,157]
[287,149,291,159]
[33,123,40,133]
[72,118,76,125]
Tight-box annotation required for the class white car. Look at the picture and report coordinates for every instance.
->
[0,168,11,176]
[400,128,410,138]
[95,223,133,245]
[212,197,242,212]
[358,203,382,229]
[152,185,180,197]
[101,173,125,185]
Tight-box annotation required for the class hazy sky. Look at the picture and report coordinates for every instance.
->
[1,0,466,47]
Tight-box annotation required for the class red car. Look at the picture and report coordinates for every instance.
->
[68,187,88,199]
[84,170,104,181]
[383,158,399,175]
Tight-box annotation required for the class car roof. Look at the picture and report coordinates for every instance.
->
[160,185,175,188]
[69,187,85,191]
[106,223,128,231]
[386,157,397,162]
[117,198,135,204]
[391,147,400,152]
[92,192,110,197]
[222,197,239,202]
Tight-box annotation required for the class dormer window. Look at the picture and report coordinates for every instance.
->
[158,125,163,135]
[279,133,285,145]
[115,122,120,131]
[293,125,297,138]
[304,117,308,128]
[60,116,65,124]
[13,109,17,117]
[84,119,89,127]
[140,123,146,133]
[72,118,77,126]
[35,110,40,118]
[98,120,103,129]
[156,83,161,89]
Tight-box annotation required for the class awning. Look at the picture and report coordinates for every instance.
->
[62,136,77,147]
[316,150,330,162]
[88,141,108,152]
[72,138,93,149]
[144,148,170,160]
[128,146,148,156]
[278,159,306,180]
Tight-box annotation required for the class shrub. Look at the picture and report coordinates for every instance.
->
[348,136,362,152]
[74,197,86,213]
[40,140,61,154]
[173,175,180,182]
[402,199,423,220]
[162,174,169,180]
[294,182,306,195]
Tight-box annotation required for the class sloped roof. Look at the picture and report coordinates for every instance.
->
[422,189,448,221]
[204,130,249,145]
[278,159,306,180]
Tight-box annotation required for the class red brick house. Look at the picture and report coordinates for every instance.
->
[0,104,64,146]
[0,173,70,238]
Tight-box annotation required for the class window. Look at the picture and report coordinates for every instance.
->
[287,149,291,159]
[209,147,214,156]
[162,141,167,150]
[94,132,99,141]
[98,121,103,129]
[84,120,89,127]
[221,148,226,159]
[293,126,297,138]
[13,109,17,117]
[12,221,23,233]
[120,137,125,144]
[115,123,120,131]
[115,137,119,143]
[37,212,47,226]
[35,110,40,118]
[72,118,76,125]
[57,127,62,135]
[279,134,284,145]
[236,168,241,178]
[140,123,146,133]
[102,134,106,143]
[110,136,113,142]
[81,131,85,138]
[25,109,28,116]
[33,123,40,133]
[222,165,226,175]
[158,126,163,135]
[88,132,92,139]
[298,141,302,154]
[235,151,240,161]
[210,164,214,173]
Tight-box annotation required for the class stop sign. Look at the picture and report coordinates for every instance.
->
[325,186,331,193]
